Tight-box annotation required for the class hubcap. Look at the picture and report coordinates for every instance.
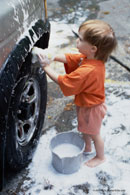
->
[16,78,40,146]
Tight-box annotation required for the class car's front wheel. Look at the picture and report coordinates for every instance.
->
[5,54,47,171]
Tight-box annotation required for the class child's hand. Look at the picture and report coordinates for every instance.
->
[31,47,55,64]
[38,54,51,67]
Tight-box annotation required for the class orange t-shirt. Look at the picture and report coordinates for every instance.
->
[58,53,105,107]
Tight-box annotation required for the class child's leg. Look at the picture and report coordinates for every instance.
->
[85,134,105,167]
[83,134,92,152]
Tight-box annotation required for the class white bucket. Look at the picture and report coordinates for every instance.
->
[50,131,85,174]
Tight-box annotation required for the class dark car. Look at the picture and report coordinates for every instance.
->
[0,0,50,190]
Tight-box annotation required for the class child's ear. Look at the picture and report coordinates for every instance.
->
[91,46,97,54]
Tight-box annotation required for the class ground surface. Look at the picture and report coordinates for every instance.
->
[2,0,130,194]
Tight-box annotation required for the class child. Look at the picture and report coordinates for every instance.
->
[37,19,117,167]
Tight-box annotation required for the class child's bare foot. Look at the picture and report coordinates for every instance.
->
[85,156,106,167]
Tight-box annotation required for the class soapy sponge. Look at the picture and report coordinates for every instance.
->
[31,47,54,63]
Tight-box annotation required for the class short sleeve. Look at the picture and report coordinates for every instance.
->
[64,53,85,74]
[58,65,94,96]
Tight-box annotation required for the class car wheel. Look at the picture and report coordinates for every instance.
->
[5,54,47,171]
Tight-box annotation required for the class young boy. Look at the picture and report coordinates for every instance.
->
[37,19,117,167]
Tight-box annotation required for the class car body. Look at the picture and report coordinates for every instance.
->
[0,0,50,190]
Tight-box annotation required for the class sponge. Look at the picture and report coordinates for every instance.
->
[31,47,54,63]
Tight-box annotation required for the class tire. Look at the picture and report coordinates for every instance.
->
[5,53,47,171]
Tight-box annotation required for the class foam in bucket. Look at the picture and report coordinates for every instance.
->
[53,143,81,158]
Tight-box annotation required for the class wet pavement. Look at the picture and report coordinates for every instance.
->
[2,0,130,194]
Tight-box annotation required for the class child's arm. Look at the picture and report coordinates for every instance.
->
[38,54,59,84]
[32,47,67,64]
[54,54,67,64]
[43,65,59,84]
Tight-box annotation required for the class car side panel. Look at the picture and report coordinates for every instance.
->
[0,0,44,68]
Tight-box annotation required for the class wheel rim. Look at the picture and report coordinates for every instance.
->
[16,78,40,146]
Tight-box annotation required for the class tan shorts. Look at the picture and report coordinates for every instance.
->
[76,103,107,135]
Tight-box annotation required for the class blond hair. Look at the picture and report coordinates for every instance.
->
[79,20,117,62]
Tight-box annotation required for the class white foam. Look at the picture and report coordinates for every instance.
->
[53,143,81,158]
